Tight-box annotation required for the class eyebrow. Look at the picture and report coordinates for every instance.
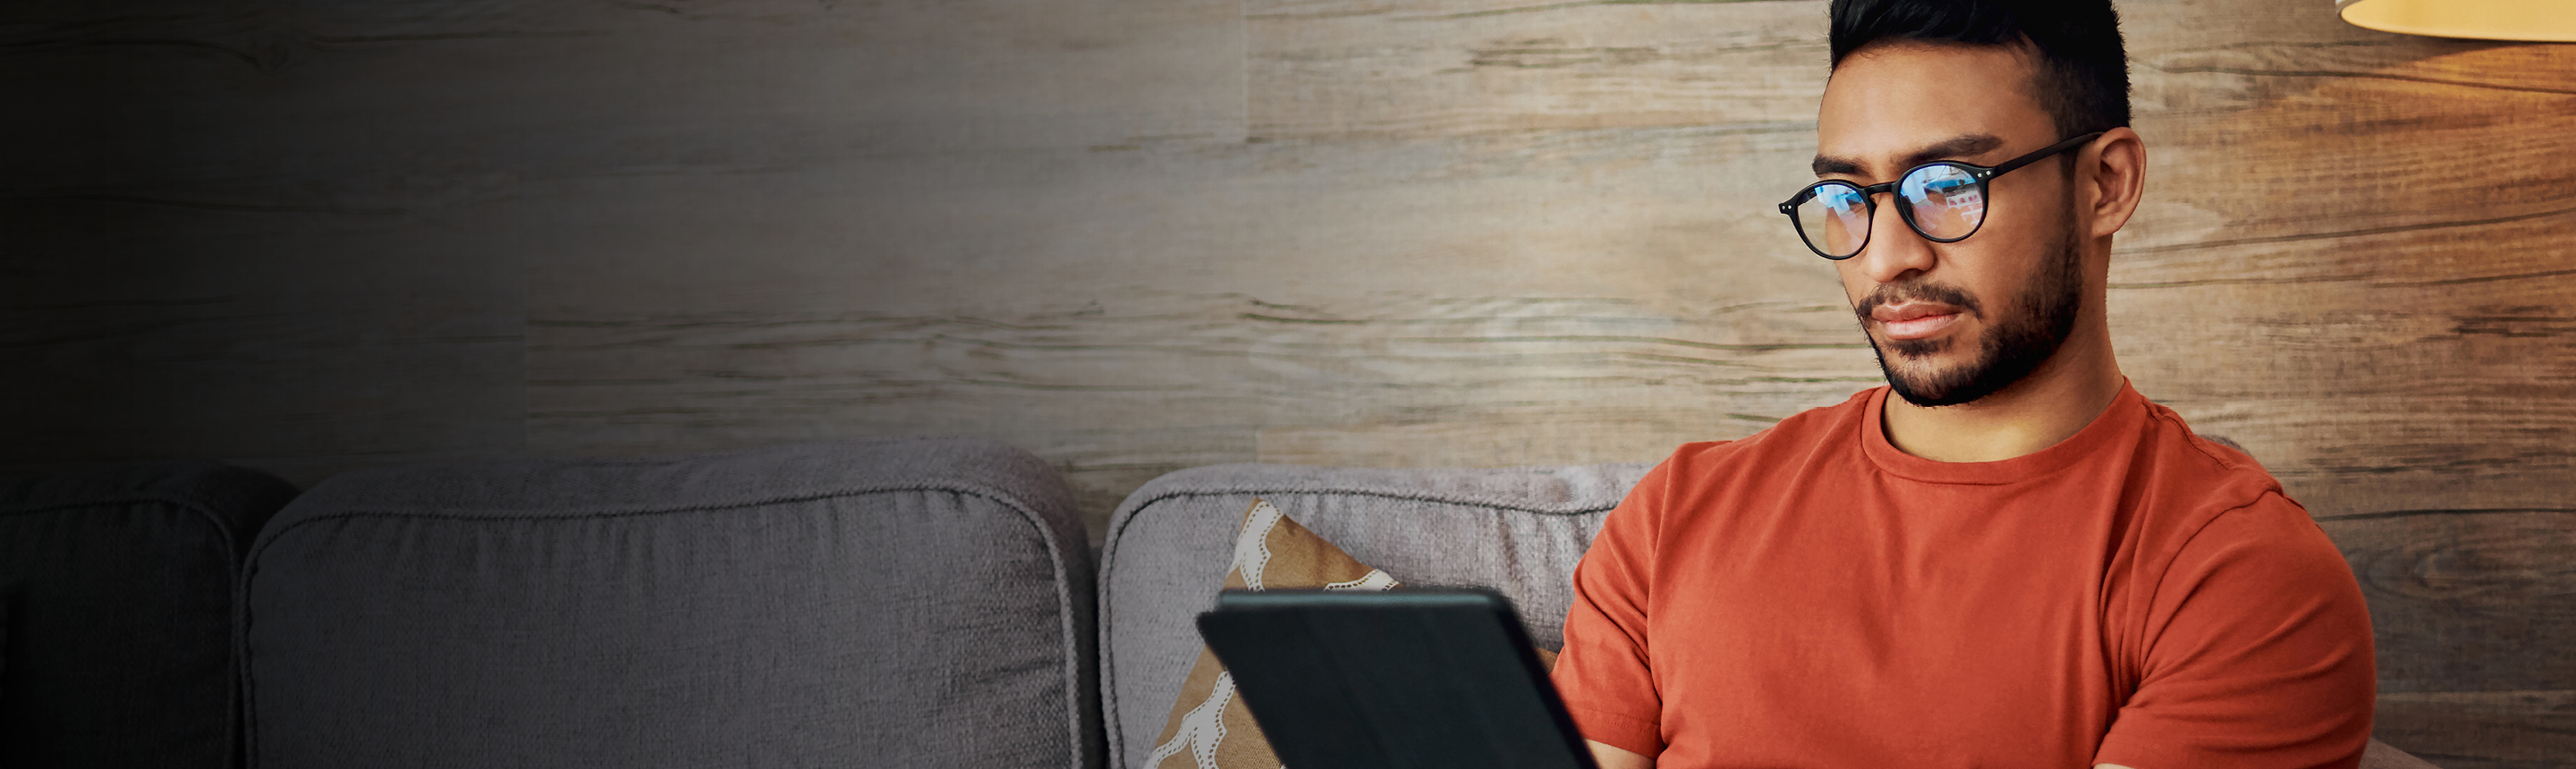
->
[1812,133,2007,178]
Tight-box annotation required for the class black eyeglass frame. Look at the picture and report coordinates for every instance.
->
[1777,131,2106,260]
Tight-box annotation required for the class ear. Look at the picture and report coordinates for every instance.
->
[2082,126,2146,240]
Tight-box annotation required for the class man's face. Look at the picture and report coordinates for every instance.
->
[1815,42,2087,408]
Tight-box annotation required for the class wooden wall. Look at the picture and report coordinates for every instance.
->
[4,0,2569,765]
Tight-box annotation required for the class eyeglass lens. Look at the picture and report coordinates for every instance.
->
[1793,164,1988,258]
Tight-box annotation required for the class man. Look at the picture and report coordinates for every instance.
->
[1548,1,2377,767]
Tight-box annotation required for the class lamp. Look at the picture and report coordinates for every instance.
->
[2336,0,2576,42]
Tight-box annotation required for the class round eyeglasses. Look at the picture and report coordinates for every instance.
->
[1777,131,2104,260]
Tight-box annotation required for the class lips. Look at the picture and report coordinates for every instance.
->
[1869,301,1966,341]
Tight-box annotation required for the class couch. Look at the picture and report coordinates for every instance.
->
[1,461,296,769]
[1,437,2440,768]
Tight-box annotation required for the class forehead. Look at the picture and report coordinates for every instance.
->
[1817,42,2055,169]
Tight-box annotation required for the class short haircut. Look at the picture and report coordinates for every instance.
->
[1828,0,2131,139]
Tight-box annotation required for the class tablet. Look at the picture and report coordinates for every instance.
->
[1195,587,1602,769]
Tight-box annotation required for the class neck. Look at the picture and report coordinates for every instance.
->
[1878,322,2125,463]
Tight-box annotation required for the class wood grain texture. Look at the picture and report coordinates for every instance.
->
[530,288,1877,513]
[1245,0,1830,138]
[2321,510,2576,693]
[2319,509,2576,766]
[2374,689,2576,769]
[4,0,2571,762]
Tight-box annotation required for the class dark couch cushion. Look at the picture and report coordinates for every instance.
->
[241,437,1097,769]
[0,461,297,769]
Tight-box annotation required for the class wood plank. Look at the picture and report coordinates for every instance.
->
[517,0,2576,540]
[2374,689,2576,769]
[527,280,1882,539]
[1247,0,1830,138]
[2318,509,2576,766]
[2319,510,2576,693]
[2113,35,2576,520]
[2139,37,2576,103]
[2322,510,2576,769]
[513,113,1855,491]
[2130,80,2576,255]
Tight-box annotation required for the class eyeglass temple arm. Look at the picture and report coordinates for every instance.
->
[1777,131,2106,212]
[1976,131,2107,180]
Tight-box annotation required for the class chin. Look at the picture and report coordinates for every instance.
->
[1886,375,1998,408]
[1873,333,2014,408]
[1880,333,1956,360]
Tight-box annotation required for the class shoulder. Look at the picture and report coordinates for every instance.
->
[2121,399,2351,592]
[2136,489,2369,686]
[2142,399,2275,478]
[2177,492,2343,572]
[2174,491,2346,580]
[2131,398,2299,525]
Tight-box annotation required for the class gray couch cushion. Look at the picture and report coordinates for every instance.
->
[1097,462,1648,769]
[1,461,298,769]
[242,437,1097,769]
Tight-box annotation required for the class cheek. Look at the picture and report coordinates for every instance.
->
[1983,174,2073,248]
[1943,253,2014,306]
[1835,264,1874,304]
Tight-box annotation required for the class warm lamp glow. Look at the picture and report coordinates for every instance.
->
[2337,0,2576,42]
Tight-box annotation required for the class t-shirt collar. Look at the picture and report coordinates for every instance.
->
[1858,379,2147,485]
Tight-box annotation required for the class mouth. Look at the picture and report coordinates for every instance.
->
[1869,301,1967,342]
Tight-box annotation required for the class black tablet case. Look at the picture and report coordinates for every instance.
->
[1195,588,1602,769]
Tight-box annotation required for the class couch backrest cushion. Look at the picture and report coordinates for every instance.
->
[1,461,297,769]
[241,437,1097,769]
[1097,462,1648,769]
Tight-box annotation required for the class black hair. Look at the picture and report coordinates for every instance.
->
[1828,0,2131,139]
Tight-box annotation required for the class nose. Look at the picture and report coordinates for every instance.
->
[1853,190,1936,284]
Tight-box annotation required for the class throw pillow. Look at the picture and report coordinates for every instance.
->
[1142,499,1395,769]
[1141,499,1560,769]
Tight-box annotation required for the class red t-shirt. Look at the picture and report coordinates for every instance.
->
[1552,383,2375,768]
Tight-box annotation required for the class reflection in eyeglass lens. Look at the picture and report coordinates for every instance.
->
[1902,165,1984,241]
[1801,184,1870,257]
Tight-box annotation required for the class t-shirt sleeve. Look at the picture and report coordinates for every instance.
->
[1550,455,1674,757]
[2092,492,2376,769]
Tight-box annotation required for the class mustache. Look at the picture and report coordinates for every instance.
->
[1853,280,1985,322]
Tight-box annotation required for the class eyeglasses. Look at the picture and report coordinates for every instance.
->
[1777,131,2104,260]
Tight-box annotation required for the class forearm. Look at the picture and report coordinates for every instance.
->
[1589,739,1654,769]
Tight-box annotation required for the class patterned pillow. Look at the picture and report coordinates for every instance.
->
[1143,499,1555,769]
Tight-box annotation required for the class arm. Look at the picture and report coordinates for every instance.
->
[1552,458,1681,763]
[1590,739,1654,769]
[2089,494,2376,769]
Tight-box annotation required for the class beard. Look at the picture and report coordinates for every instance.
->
[1855,209,2086,408]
